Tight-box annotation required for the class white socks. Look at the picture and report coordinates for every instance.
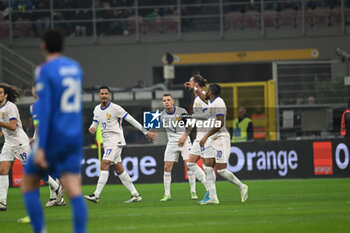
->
[217,169,244,190]
[187,162,208,191]
[119,171,139,197]
[0,175,9,205]
[187,170,196,193]
[163,172,171,196]
[203,166,218,201]
[47,176,59,199]
[94,170,109,198]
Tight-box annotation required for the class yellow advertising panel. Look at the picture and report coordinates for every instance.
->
[162,49,319,65]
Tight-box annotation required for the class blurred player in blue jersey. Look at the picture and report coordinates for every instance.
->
[21,29,87,233]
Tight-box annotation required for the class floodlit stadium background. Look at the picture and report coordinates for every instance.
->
[0,0,350,232]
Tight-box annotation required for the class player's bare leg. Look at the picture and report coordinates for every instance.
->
[113,162,141,203]
[0,161,13,210]
[216,163,248,203]
[160,161,174,201]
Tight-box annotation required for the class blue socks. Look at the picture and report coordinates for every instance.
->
[24,190,87,233]
[70,196,88,233]
[23,189,45,233]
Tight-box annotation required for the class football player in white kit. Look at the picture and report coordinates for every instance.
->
[183,75,215,204]
[84,86,157,203]
[185,82,248,205]
[160,94,197,201]
[0,83,31,211]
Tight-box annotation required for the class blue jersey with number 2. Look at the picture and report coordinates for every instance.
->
[35,56,83,153]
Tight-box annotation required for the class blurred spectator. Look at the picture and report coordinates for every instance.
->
[110,0,134,35]
[307,96,315,104]
[340,100,350,137]
[32,1,50,37]
[278,0,300,11]
[231,107,253,142]
[296,96,305,105]
[53,0,74,36]
[305,0,318,10]
[12,0,34,20]
[95,0,113,36]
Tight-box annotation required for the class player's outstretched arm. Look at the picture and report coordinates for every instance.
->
[124,114,149,134]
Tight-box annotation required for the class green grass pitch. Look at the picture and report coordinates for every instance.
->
[1,178,350,233]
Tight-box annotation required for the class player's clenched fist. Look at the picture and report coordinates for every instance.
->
[89,127,96,134]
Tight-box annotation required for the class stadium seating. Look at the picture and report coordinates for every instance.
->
[225,11,243,30]
[163,15,179,32]
[15,19,33,37]
[279,8,297,28]
[263,9,278,28]
[243,10,260,29]
[312,7,331,26]
[330,6,342,25]
[0,20,9,38]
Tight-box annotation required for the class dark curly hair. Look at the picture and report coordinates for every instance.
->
[0,83,22,103]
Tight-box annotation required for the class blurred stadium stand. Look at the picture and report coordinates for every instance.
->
[1,0,350,145]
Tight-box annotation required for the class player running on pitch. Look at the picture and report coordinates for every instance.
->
[84,86,157,203]
[0,83,31,211]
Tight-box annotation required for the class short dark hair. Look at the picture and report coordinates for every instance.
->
[208,84,221,97]
[99,85,110,92]
[40,29,64,53]
[163,93,173,98]
[192,75,208,88]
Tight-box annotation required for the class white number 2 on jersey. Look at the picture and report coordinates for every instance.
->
[61,77,81,113]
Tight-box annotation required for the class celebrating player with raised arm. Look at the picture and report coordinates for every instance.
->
[160,94,197,201]
[183,75,215,204]
[185,82,248,204]
[21,29,87,233]
[0,83,31,211]
[84,86,157,203]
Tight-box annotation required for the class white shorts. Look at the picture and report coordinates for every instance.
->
[0,144,31,165]
[190,138,213,158]
[202,136,231,164]
[164,141,191,162]
[102,145,123,164]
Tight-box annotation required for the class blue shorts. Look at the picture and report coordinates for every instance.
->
[25,146,82,179]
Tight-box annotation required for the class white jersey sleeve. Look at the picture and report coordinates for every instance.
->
[90,106,99,129]
[0,101,29,147]
[208,97,230,138]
